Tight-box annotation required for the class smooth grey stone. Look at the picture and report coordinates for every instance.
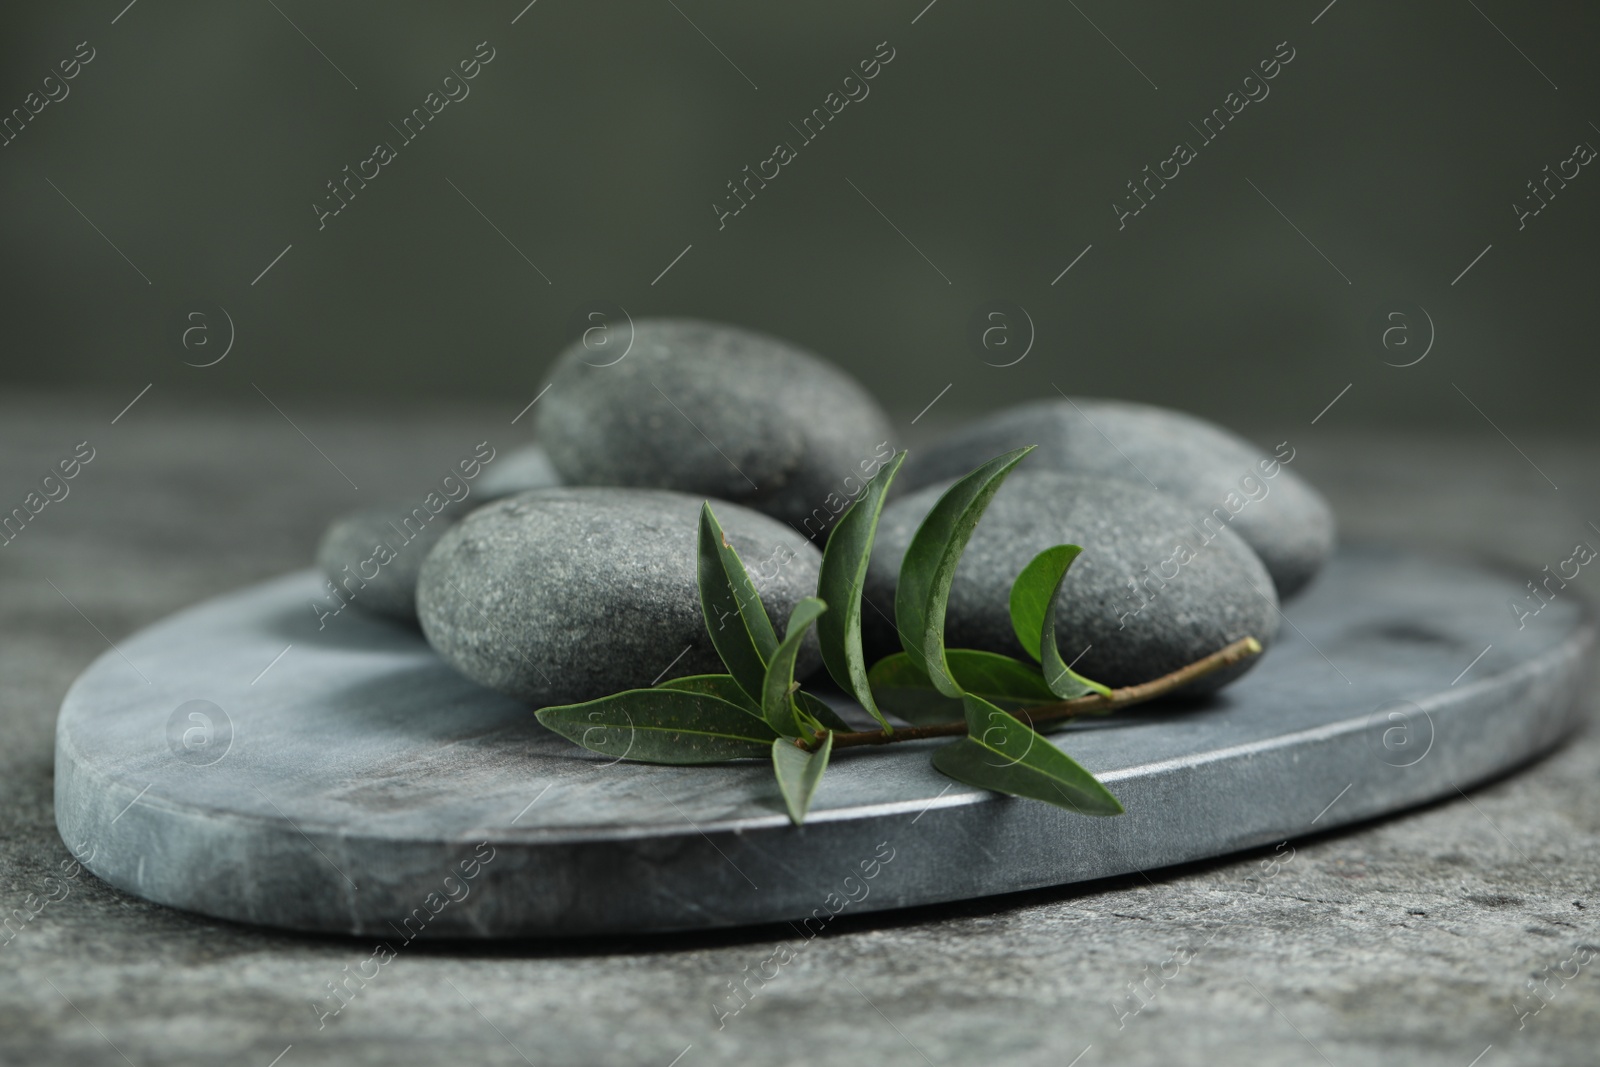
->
[898,399,1335,598]
[53,547,1592,937]
[314,444,562,624]
[864,471,1280,693]
[314,505,460,624]
[534,318,895,538]
[477,442,562,499]
[416,487,822,706]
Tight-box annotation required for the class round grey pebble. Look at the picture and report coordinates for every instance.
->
[863,471,1282,693]
[478,442,562,499]
[534,318,896,538]
[315,444,564,624]
[315,505,462,624]
[897,399,1334,598]
[417,487,824,707]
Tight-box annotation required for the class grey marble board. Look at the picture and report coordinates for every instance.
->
[55,547,1593,939]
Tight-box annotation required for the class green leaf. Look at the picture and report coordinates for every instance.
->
[793,689,853,734]
[536,689,777,764]
[1008,545,1113,699]
[816,450,907,731]
[771,730,833,825]
[762,598,828,738]
[867,688,964,727]
[698,503,780,703]
[656,673,762,716]
[894,446,1035,698]
[866,650,1057,725]
[931,695,1124,815]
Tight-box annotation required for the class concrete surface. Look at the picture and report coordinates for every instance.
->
[2,390,1597,1066]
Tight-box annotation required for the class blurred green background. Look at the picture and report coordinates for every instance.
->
[1,0,1595,432]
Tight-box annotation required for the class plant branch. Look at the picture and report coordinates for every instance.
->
[809,636,1264,751]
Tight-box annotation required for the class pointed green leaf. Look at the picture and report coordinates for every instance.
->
[868,687,964,727]
[1008,544,1077,660]
[793,689,853,734]
[816,450,907,730]
[762,598,828,738]
[536,688,776,764]
[1008,544,1113,699]
[656,673,762,716]
[698,503,780,702]
[771,731,833,825]
[931,695,1123,815]
[895,446,1035,697]
[867,649,1058,724]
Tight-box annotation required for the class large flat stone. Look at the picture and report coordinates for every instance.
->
[55,547,1590,937]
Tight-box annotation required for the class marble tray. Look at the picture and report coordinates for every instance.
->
[55,546,1593,938]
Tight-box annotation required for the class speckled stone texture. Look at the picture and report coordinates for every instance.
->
[416,487,822,706]
[3,394,1597,1067]
[864,472,1280,692]
[898,400,1335,599]
[315,506,461,623]
[534,319,896,537]
[314,443,563,624]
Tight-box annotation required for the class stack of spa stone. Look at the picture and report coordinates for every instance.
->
[315,318,1334,708]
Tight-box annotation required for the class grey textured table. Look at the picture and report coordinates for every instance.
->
[3,392,1598,1065]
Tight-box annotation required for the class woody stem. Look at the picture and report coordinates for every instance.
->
[810,636,1263,752]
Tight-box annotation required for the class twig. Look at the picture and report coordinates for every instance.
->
[813,636,1263,751]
